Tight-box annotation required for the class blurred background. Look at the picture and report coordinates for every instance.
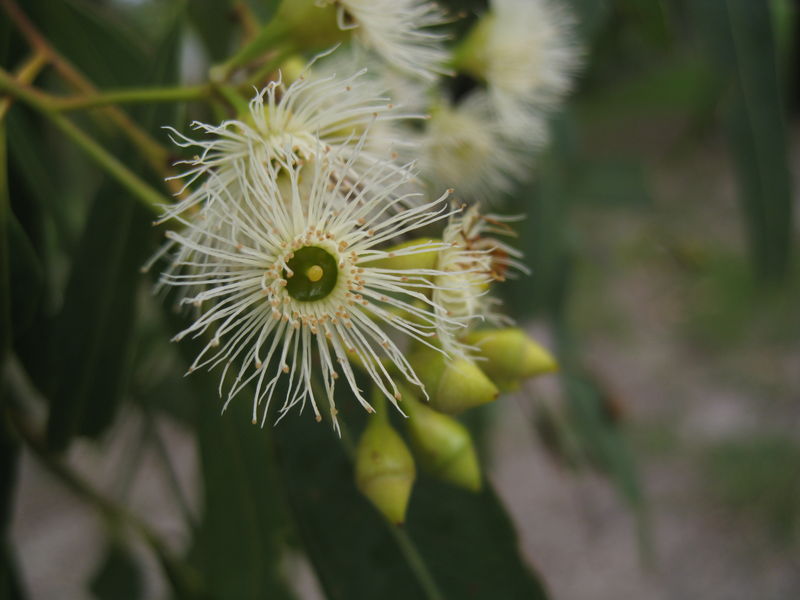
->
[2,0,798,599]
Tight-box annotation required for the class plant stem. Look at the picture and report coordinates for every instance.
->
[0,67,170,214]
[0,51,47,122]
[0,0,175,186]
[52,84,210,112]
[211,17,290,82]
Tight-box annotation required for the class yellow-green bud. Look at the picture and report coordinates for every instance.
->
[278,55,307,84]
[464,328,558,390]
[450,14,495,81]
[404,394,481,492]
[271,0,347,51]
[366,238,442,271]
[409,346,499,414]
[355,416,416,525]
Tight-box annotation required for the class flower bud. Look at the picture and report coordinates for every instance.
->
[463,328,557,390]
[270,0,346,51]
[404,394,481,492]
[355,415,416,525]
[409,346,499,414]
[366,238,442,272]
[450,14,495,81]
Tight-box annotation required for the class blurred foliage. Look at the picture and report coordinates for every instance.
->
[0,0,797,598]
[704,435,800,544]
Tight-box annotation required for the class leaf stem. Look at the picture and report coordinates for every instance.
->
[51,84,211,112]
[0,67,170,214]
[0,0,174,185]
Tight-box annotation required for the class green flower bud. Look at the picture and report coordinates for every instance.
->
[270,0,346,52]
[450,14,495,81]
[464,328,558,390]
[366,238,442,272]
[404,394,481,492]
[409,346,499,414]
[355,415,416,525]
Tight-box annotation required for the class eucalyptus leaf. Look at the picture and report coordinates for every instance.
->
[89,541,143,600]
[273,403,549,600]
[46,186,153,449]
[690,0,794,282]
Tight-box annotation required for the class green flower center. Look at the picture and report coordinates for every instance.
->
[285,246,338,302]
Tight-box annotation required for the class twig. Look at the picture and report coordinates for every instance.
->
[0,0,175,187]
[0,67,170,214]
[0,51,48,122]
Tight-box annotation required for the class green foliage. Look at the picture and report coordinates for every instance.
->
[0,0,796,597]
[274,405,548,600]
[704,435,800,543]
[689,0,794,282]
[90,541,144,600]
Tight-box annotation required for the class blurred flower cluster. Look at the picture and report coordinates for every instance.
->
[154,0,580,522]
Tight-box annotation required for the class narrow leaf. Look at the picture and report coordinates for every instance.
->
[273,406,549,600]
[691,0,793,281]
[46,188,153,449]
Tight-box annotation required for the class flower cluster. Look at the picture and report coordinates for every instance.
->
[153,0,578,521]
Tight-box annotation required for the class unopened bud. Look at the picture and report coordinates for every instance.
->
[450,14,495,81]
[279,55,307,84]
[404,394,481,491]
[272,0,346,51]
[355,415,416,525]
[366,238,442,271]
[464,328,558,390]
[409,346,498,414]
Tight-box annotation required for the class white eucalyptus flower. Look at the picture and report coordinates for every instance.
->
[162,54,416,219]
[457,0,580,141]
[433,205,527,354]
[159,148,465,430]
[418,92,529,204]
[321,0,452,81]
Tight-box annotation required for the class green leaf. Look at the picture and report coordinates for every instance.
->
[188,0,237,62]
[160,320,294,599]
[0,125,10,387]
[89,540,143,600]
[273,405,549,600]
[188,388,295,600]
[24,0,152,88]
[0,541,26,600]
[690,0,794,281]
[7,212,44,339]
[46,187,154,449]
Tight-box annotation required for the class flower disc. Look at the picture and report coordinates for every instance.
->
[285,246,339,302]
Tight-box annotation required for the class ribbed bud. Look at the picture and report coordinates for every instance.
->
[404,394,481,491]
[409,346,499,414]
[272,0,346,51]
[355,415,416,525]
[367,238,442,271]
[464,328,558,390]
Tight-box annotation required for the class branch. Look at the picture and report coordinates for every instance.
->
[0,67,170,215]
[0,0,176,186]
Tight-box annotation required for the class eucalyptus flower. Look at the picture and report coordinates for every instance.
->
[319,0,451,81]
[159,146,465,431]
[162,54,416,219]
[432,205,527,354]
[455,0,581,141]
[419,92,529,204]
